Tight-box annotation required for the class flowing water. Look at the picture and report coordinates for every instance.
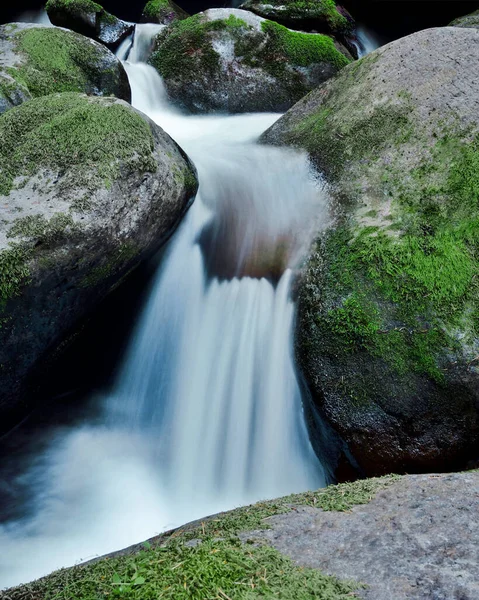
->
[0,24,330,589]
[354,24,382,57]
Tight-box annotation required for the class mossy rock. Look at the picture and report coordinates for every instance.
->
[240,0,354,36]
[450,9,479,28]
[45,0,134,49]
[262,27,479,476]
[149,8,351,114]
[0,92,198,435]
[0,23,130,115]
[141,0,189,25]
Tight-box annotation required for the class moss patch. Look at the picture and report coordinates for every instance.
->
[9,27,116,98]
[0,243,32,310]
[6,477,400,599]
[45,0,102,18]
[242,0,351,35]
[293,93,479,387]
[150,13,349,96]
[142,0,188,23]
[0,92,156,197]
[260,20,350,70]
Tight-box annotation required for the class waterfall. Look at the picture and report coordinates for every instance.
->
[15,9,51,25]
[354,25,382,57]
[0,24,329,589]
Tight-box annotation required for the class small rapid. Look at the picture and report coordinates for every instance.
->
[0,24,329,588]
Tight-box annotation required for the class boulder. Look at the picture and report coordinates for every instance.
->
[262,27,479,476]
[0,92,198,434]
[450,9,479,29]
[45,0,134,49]
[0,23,130,115]
[149,8,351,113]
[239,0,354,36]
[141,0,189,25]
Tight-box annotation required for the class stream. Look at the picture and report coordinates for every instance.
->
[0,23,341,588]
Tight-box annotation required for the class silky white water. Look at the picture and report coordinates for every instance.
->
[354,25,382,57]
[0,25,329,588]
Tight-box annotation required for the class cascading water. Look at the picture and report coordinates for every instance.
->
[354,25,381,57]
[0,24,330,589]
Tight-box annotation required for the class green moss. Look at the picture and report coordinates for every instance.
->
[150,14,222,81]
[143,0,187,22]
[261,20,350,69]
[0,243,32,310]
[287,474,400,510]
[45,0,102,17]
[151,14,349,100]
[7,476,402,599]
[0,213,81,310]
[9,538,359,600]
[244,0,351,34]
[10,27,113,98]
[7,213,77,243]
[80,242,138,287]
[290,101,411,180]
[0,93,156,197]
[302,114,479,385]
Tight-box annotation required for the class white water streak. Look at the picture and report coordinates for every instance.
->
[0,24,328,589]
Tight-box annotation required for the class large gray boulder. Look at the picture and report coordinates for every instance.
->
[262,27,479,476]
[0,92,198,434]
[45,0,134,49]
[0,23,130,115]
[149,8,351,113]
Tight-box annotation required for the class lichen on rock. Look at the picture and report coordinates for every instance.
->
[262,27,479,476]
[149,8,351,113]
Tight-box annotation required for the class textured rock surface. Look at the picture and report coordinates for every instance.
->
[0,23,130,115]
[141,0,189,25]
[0,93,197,434]
[262,27,479,476]
[150,8,351,113]
[45,0,134,49]
[244,472,479,600]
[239,0,354,35]
[450,9,479,28]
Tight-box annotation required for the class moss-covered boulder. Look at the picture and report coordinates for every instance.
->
[262,27,479,476]
[0,23,130,115]
[239,0,354,36]
[450,9,479,28]
[0,92,198,435]
[149,8,351,114]
[45,0,134,49]
[141,0,189,25]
